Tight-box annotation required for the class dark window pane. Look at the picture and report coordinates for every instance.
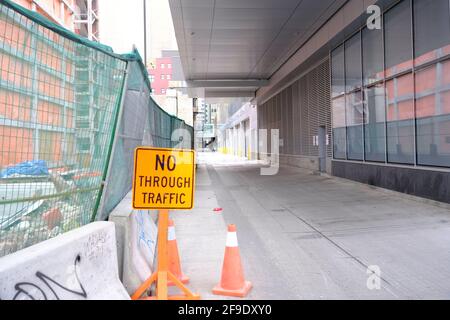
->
[416,61,450,166]
[345,33,362,92]
[332,45,345,97]
[346,91,364,160]
[414,0,450,66]
[364,85,386,162]
[362,27,384,85]
[385,1,413,77]
[332,96,346,159]
[386,73,415,164]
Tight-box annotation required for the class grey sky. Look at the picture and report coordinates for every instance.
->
[98,0,177,61]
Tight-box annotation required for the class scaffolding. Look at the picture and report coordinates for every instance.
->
[73,0,98,41]
[0,0,193,257]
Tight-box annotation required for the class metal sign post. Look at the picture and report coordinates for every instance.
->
[131,147,199,300]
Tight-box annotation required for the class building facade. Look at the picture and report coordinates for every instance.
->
[73,0,99,41]
[147,50,193,127]
[1,0,105,168]
[148,57,173,96]
[12,0,75,30]
[254,0,450,203]
[330,0,450,202]
[218,102,258,160]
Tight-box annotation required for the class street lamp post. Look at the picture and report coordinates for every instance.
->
[143,0,147,68]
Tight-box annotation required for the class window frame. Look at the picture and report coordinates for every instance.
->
[330,0,450,169]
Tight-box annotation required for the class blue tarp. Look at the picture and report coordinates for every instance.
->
[0,160,49,178]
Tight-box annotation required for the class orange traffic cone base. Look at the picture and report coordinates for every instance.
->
[167,219,191,287]
[213,280,252,298]
[168,274,190,286]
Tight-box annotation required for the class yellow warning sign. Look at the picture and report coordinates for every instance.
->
[132,147,195,210]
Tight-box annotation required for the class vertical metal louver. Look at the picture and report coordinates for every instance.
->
[258,59,331,159]
[299,77,309,156]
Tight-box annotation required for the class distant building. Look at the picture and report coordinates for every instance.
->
[11,0,99,41]
[148,57,173,96]
[148,51,193,127]
[1,0,104,168]
[161,50,185,81]
[12,0,76,30]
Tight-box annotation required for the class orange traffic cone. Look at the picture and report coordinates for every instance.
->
[167,219,190,286]
[213,224,252,297]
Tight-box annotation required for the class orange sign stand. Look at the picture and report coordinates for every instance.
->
[131,147,199,300]
[131,210,200,300]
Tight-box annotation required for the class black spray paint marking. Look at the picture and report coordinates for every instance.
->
[11,254,87,300]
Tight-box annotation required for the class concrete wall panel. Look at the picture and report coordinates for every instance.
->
[0,221,129,300]
[108,192,157,296]
[332,161,450,204]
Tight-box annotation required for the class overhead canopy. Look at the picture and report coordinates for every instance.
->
[169,0,345,98]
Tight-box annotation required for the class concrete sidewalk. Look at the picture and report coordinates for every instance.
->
[171,152,450,300]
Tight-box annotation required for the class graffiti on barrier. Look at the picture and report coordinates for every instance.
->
[1,254,87,300]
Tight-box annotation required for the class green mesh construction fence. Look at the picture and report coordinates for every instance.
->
[97,57,194,220]
[0,0,193,256]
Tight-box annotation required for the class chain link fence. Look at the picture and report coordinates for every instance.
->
[0,0,193,257]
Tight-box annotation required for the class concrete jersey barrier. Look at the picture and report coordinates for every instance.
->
[108,192,157,295]
[0,222,130,300]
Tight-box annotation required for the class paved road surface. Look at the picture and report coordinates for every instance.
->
[171,152,450,300]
